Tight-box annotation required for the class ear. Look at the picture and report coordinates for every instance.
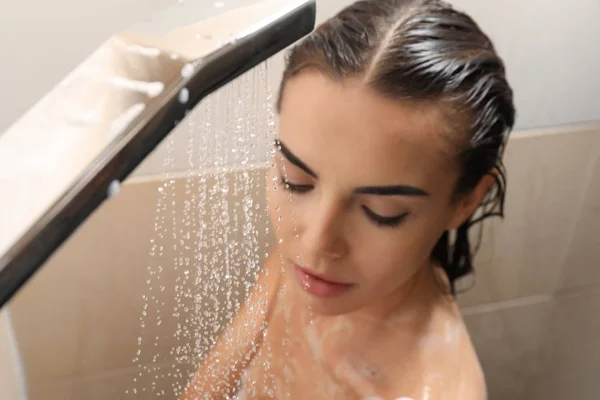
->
[447,171,497,230]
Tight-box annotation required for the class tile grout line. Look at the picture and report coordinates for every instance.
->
[510,120,600,139]
[461,282,600,317]
[125,162,269,185]
[460,294,553,316]
[30,361,186,386]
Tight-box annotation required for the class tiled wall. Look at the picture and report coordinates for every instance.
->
[3,122,600,399]
[6,168,272,400]
[459,123,600,399]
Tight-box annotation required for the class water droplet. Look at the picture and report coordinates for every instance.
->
[181,63,194,78]
[107,180,121,198]
[134,60,279,396]
[178,87,189,103]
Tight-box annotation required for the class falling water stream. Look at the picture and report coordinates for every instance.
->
[129,60,281,398]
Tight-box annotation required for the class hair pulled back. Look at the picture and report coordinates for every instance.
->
[277,0,516,292]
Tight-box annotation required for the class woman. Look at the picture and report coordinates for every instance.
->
[181,0,515,398]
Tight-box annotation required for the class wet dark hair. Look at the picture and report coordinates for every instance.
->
[275,0,515,293]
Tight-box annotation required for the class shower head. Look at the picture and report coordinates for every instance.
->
[0,0,316,308]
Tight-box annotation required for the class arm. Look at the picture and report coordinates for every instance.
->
[179,246,283,400]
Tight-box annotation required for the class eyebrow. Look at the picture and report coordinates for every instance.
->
[275,139,429,197]
[276,139,318,178]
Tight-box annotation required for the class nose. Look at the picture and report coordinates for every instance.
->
[300,195,348,260]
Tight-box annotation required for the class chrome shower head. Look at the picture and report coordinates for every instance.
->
[0,0,316,308]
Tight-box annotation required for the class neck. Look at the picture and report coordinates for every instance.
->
[360,262,437,323]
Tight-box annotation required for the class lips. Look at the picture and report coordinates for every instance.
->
[293,264,355,298]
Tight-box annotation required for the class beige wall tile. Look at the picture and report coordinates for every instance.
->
[458,125,600,307]
[27,362,194,400]
[558,149,600,290]
[10,179,162,381]
[525,285,600,399]
[463,300,553,400]
[26,379,74,400]
[9,168,273,386]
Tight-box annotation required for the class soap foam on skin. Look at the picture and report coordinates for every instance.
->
[444,320,462,345]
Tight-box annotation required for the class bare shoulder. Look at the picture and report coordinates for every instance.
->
[369,296,487,399]
[245,244,283,306]
[178,245,284,399]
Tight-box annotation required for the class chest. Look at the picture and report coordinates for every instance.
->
[239,302,397,399]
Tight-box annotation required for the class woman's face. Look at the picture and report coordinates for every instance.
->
[267,70,474,316]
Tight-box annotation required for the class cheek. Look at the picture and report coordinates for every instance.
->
[353,211,451,285]
[354,234,425,286]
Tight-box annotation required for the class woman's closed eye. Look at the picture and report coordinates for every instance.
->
[280,177,409,228]
[280,177,313,193]
[361,206,409,227]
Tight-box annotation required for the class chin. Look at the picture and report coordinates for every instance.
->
[293,285,363,316]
